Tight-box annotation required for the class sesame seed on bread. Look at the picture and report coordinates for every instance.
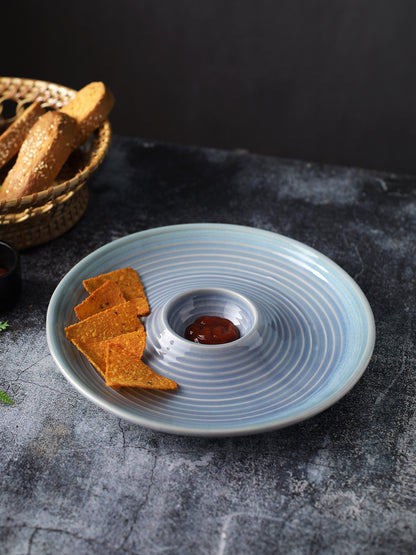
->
[0,102,45,170]
[0,110,78,201]
[60,81,114,148]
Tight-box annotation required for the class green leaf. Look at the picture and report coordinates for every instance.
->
[0,389,14,404]
[0,321,9,331]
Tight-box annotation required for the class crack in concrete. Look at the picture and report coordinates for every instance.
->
[217,511,288,555]
[118,419,127,464]
[1,524,122,555]
[374,344,407,407]
[118,453,158,552]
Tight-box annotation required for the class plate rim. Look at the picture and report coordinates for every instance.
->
[46,223,376,436]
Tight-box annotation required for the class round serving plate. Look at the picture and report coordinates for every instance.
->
[46,223,375,436]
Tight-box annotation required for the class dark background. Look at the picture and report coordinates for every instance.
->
[3,1,416,174]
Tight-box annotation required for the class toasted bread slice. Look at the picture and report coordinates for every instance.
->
[60,81,114,148]
[0,102,45,170]
[0,110,77,201]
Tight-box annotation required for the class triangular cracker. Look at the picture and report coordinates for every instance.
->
[74,280,126,320]
[78,329,147,377]
[65,300,143,345]
[105,343,177,390]
[83,267,149,315]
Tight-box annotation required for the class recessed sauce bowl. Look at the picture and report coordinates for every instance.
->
[144,288,264,368]
[164,287,259,344]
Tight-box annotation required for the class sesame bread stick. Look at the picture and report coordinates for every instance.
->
[0,102,45,170]
[0,110,77,201]
[60,81,114,148]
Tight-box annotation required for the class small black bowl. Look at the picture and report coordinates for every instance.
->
[0,240,21,311]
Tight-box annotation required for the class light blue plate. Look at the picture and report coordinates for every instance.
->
[46,223,375,436]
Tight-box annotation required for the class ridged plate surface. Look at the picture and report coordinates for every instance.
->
[46,224,375,436]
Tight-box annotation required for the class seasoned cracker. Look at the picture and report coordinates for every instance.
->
[79,329,147,377]
[131,296,150,316]
[105,343,178,390]
[83,267,149,315]
[74,280,126,320]
[65,300,143,345]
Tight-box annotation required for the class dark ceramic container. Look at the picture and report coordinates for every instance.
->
[0,241,21,311]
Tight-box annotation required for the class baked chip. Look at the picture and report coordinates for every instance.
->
[83,267,150,315]
[64,267,179,392]
[79,329,147,377]
[132,296,150,316]
[105,343,178,390]
[74,280,126,320]
[65,300,143,346]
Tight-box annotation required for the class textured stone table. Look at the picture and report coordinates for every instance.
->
[1,136,416,554]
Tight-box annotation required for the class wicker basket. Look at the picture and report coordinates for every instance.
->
[0,77,112,250]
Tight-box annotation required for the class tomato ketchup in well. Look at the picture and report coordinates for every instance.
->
[184,316,240,344]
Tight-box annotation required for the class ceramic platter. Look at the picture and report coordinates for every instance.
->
[47,223,375,436]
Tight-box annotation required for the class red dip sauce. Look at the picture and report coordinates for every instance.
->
[0,268,8,276]
[185,316,240,344]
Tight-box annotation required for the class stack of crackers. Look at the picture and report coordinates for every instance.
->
[65,267,178,391]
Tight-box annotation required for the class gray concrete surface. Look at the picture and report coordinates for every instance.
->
[1,136,415,553]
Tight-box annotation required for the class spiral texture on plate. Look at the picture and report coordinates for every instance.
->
[47,224,375,436]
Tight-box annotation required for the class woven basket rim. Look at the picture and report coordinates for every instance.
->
[0,75,77,95]
[0,77,112,214]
